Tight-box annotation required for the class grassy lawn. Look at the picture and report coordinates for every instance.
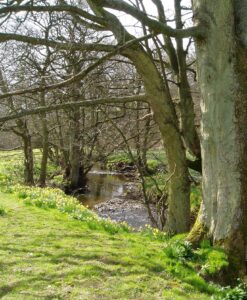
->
[0,191,224,299]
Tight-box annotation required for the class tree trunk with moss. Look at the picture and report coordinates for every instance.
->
[88,2,191,233]
[189,0,247,279]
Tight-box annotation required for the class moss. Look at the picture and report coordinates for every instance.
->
[215,233,246,284]
[187,214,208,248]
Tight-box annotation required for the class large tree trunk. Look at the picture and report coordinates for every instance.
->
[189,0,247,280]
[88,2,191,233]
[125,48,190,233]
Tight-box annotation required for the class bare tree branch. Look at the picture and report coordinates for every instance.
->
[0,4,106,26]
[0,95,147,123]
[0,33,154,100]
[0,32,115,52]
[91,0,206,38]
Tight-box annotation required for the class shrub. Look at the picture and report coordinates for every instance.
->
[164,240,195,262]
[222,280,247,300]
[0,205,6,216]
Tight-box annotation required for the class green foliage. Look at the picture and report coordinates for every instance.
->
[141,224,169,242]
[143,173,168,201]
[190,184,202,211]
[222,280,247,300]
[190,184,202,207]
[106,149,166,173]
[198,249,228,277]
[106,151,132,170]
[0,205,6,216]
[164,240,195,262]
[194,240,229,278]
[0,173,13,193]
[0,150,62,186]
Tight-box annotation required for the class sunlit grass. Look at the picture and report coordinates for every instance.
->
[0,191,227,299]
[0,150,236,299]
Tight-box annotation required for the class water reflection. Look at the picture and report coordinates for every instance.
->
[77,171,128,208]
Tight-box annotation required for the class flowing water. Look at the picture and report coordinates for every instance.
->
[77,171,129,208]
[77,169,155,228]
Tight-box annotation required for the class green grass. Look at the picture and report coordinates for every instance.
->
[106,149,166,172]
[0,149,236,299]
[0,150,62,186]
[0,189,229,299]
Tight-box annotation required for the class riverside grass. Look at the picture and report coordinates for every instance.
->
[0,191,226,300]
[0,150,235,299]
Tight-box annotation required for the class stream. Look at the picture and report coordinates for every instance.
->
[77,170,155,229]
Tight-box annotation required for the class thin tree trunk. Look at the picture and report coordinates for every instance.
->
[22,127,34,186]
[175,0,200,158]
[38,82,49,187]
[39,118,49,186]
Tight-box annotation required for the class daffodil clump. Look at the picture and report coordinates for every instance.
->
[142,224,169,242]
[10,184,131,235]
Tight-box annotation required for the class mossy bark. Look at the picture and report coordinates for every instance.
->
[125,48,190,233]
[187,206,208,247]
[191,0,247,280]
[88,2,191,233]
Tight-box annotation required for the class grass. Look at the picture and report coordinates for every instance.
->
[0,150,62,186]
[0,191,226,299]
[0,149,237,299]
[106,149,166,172]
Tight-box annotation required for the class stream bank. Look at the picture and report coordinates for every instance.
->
[77,170,156,229]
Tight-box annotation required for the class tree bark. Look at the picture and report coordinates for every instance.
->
[174,0,200,158]
[124,47,190,233]
[38,81,49,187]
[69,108,87,192]
[189,0,247,280]
[88,2,191,233]
[22,123,34,186]
[38,117,49,187]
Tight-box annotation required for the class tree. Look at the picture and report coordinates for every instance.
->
[187,0,247,280]
[0,68,35,186]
